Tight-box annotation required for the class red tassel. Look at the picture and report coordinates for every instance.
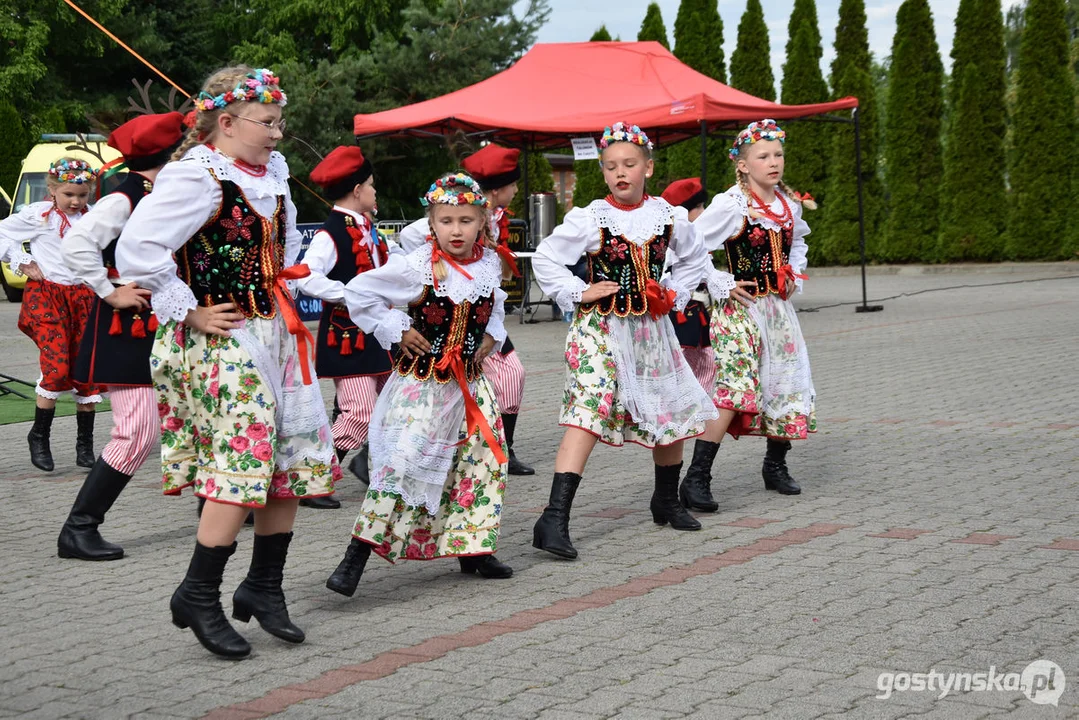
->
[327,326,337,348]
[108,310,123,336]
[675,311,687,324]
[147,314,159,333]
[699,311,709,327]
[340,332,353,356]
[130,314,146,338]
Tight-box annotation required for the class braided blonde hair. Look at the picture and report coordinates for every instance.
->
[171,65,258,162]
[734,166,817,214]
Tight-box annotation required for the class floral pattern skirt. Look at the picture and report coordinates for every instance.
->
[352,377,506,563]
[153,315,339,507]
[709,293,817,440]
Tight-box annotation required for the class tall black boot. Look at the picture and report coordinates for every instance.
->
[348,443,370,485]
[650,462,701,530]
[27,406,55,472]
[532,472,581,559]
[762,439,801,495]
[232,532,304,643]
[503,413,535,475]
[57,457,131,560]
[75,410,95,469]
[326,537,372,597]
[170,541,251,659]
[679,440,720,512]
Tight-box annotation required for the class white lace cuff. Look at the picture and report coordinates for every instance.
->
[662,278,691,313]
[706,268,737,301]
[10,250,34,275]
[552,278,588,313]
[485,314,507,349]
[373,309,412,350]
[152,279,198,324]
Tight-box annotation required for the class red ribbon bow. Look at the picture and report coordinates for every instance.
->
[792,191,815,204]
[273,264,317,385]
[433,345,508,466]
[777,264,808,300]
[644,279,677,320]
[428,236,483,290]
[494,243,521,277]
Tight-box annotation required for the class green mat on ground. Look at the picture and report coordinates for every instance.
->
[0,392,111,425]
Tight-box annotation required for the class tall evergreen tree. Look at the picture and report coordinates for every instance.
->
[729,0,775,100]
[880,0,944,263]
[573,31,616,208]
[638,3,670,48]
[672,0,726,82]
[0,101,29,193]
[780,10,830,206]
[590,25,613,41]
[938,0,1007,260]
[1007,0,1075,259]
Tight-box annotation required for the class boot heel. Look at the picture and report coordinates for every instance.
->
[232,603,252,623]
[171,615,189,630]
[531,526,544,550]
[651,510,668,525]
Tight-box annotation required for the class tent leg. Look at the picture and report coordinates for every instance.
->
[699,120,708,193]
[852,109,881,314]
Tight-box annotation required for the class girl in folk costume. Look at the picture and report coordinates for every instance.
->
[57,111,186,561]
[295,145,394,510]
[684,119,815,507]
[530,123,719,561]
[116,66,338,659]
[0,158,102,472]
[397,143,534,476]
[326,172,513,598]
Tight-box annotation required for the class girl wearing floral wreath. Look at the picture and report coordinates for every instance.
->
[530,122,719,561]
[682,119,816,508]
[0,158,102,472]
[116,66,338,659]
[326,172,513,597]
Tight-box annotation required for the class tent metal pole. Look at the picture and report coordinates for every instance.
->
[699,120,708,193]
[523,139,531,227]
[853,107,882,313]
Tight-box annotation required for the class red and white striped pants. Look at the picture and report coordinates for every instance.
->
[683,346,717,397]
[482,349,525,414]
[332,374,388,450]
[101,386,159,475]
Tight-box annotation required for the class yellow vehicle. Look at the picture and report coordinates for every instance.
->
[1,134,125,302]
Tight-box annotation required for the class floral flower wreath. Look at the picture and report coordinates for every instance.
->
[48,158,97,184]
[599,122,654,153]
[420,172,489,208]
[196,68,288,112]
[729,119,786,160]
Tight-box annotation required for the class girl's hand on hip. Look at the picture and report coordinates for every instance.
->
[185,303,244,337]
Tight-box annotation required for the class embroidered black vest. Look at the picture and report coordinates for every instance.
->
[578,223,671,317]
[175,172,286,318]
[321,211,388,284]
[724,219,793,297]
[394,286,494,384]
[101,173,154,276]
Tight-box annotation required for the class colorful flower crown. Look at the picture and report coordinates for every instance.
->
[729,119,786,159]
[48,158,97,184]
[196,68,287,112]
[599,122,654,152]
[420,172,488,208]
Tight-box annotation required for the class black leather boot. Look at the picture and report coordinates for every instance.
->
[459,554,514,578]
[650,462,701,530]
[57,457,130,560]
[232,532,304,644]
[532,472,581,559]
[348,443,370,486]
[762,439,801,495]
[170,542,251,659]
[75,410,96,469]
[679,440,720,512]
[502,413,534,475]
[326,537,372,597]
[27,406,55,472]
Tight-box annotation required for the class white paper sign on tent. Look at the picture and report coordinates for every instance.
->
[571,137,599,160]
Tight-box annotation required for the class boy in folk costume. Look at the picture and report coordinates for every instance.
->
[687,119,816,503]
[326,172,513,597]
[295,145,393,509]
[530,123,719,560]
[0,158,102,471]
[57,111,185,560]
[397,144,534,475]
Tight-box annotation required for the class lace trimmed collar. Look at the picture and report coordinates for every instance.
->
[182,144,290,199]
[585,196,674,245]
[723,185,794,232]
[406,243,503,304]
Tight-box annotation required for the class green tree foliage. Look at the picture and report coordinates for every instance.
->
[729,0,775,101]
[938,0,1008,260]
[638,2,670,48]
[0,102,30,193]
[780,9,830,206]
[590,25,613,41]
[672,0,726,83]
[1007,0,1076,259]
[880,0,944,263]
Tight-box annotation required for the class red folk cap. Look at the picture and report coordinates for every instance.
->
[310,145,373,192]
[661,177,707,211]
[107,112,186,159]
[462,144,521,191]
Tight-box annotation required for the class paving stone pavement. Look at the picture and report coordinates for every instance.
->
[1,263,1077,720]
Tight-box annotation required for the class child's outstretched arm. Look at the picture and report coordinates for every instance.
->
[342,253,422,351]
[531,208,595,313]
[0,205,43,277]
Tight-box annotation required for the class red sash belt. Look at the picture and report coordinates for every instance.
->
[274,265,316,385]
[433,345,508,465]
